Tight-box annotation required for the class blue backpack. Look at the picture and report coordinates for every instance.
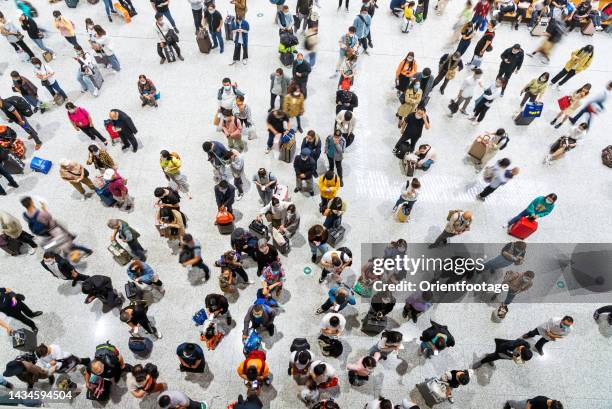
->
[243,330,262,356]
[280,129,295,145]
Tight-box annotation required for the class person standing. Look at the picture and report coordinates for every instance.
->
[431,52,464,95]
[334,27,359,78]
[92,25,121,72]
[19,14,54,56]
[221,113,244,151]
[87,144,116,171]
[294,148,316,195]
[292,54,312,99]
[392,178,421,219]
[476,160,519,200]
[483,241,526,273]
[269,68,290,111]
[507,194,557,230]
[522,316,573,355]
[471,0,491,30]
[324,130,346,186]
[265,109,291,153]
[353,7,372,54]
[10,71,44,114]
[283,84,305,133]
[473,338,533,368]
[519,73,549,108]
[0,12,35,60]
[593,305,612,325]
[32,58,67,103]
[74,46,101,97]
[205,3,224,54]
[233,96,256,140]
[59,159,96,199]
[232,0,248,19]
[230,16,249,65]
[336,84,359,114]
[66,103,107,145]
[0,156,20,196]
[429,210,472,248]
[20,197,56,238]
[468,20,496,68]
[104,169,134,210]
[317,171,341,212]
[0,101,42,150]
[296,0,313,32]
[188,0,204,33]
[176,343,205,372]
[155,13,184,63]
[109,109,139,152]
[151,0,178,31]
[214,180,236,214]
[229,149,245,200]
[0,210,37,254]
[395,52,418,92]
[52,11,80,48]
[179,234,211,280]
[160,150,191,198]
[501,270,534,305]
[449,68,483,117]
[0,287,42,332]
[568,80,612,128]
[253,168,277,205]
[469,78,505,123]
[497,44,524,96]
[108,219,147,261]
[550,83,591,129]
[550,45,594,88]
[393,106,430,154]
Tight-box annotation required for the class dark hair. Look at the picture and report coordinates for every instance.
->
[313,363,326,375]
[245,365,259,381]
[344,111,353,121]
[160,150,170,158]
[275,68,284,75]
[182,233,193,242]
[131,364,146,382]
[10,71,19,78]
[382,330,403,343]
[472,68,483,75]
[360,5,368,11]
[35,344,49,358]
[52,10,61,18]
[88,144,99,153]
[155,12,163,19]
[65,102,75,110]
[154,187,165,197]
[222,77,231,84]
[30,57,41,65]
[410,178,421,189]
[158,395,171,407]
[457,371,470,385]
[335,293,347,305]
[512,43,521,50]
[297,350,311,364]
[329,316,341,327]
[581,44,594,54]
[348,26,356,33]
[495,128,506,136]
[422,290,434,301]
[539,72,550,81]
[93,25,106,36]
[202,142,212,152]
[252,304,264,315]
[550,401,563,409]
[324,170,335,180]
[159,207,175,221]
[562,315,573,323]
[498,158,511,167]
[521,347,533,361]
[379,399,393,409]
[183,343,196,354]
[218,180,229,189]
[422,67,431,76]
[85,18,94,25]
[287,204,296,213]
[43,251,55,259]
[258,168,267,177]
[362,356,377,368]
[546,193,558,202]
[20,197,33,208]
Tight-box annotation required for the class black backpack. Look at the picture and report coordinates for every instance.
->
[290,338,311,353]
[6,96,33,117]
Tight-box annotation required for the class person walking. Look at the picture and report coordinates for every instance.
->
[266,109,291,153]
[91,25,121,72]
[497,44,524,96]
[0,12,35,60]
[66,102,107,145]
[568,81,612,128]
[269,68,290,111]
[160,150,191,198]
[283,84,305,133]
[0,287,42,332]
[429,210,472,248]
[253,168,277,205]
[353,6,372,54]
[477,159,519,201]
[500,270,535,305]
[504,397,563,409]
[32,58,67,103]
[393,106,430,154]
[179,234,211,280]
[455,22,475,56]
[20,197,56,238]
[205,3,224,54]
[292,53,312,99]
[188,0,204,33]
[10,71,44,114]
[155,13,184,63]
[108,219,146,261]
[120,300,163,339]
[468,20,496,68]
[471,0,491,30]
[522,316,573,355]
[334,27,359,78]
[296,0,313,32]
[52,11,80,48]
[138,75,159,107]
[18,13,54,56]
[127,260,164,291]
[449,68,483,117]
[229,149,245,200]
[519,73,549,108]
[233,96,256,140]
[232,0,248,19]
[0,103,41,150]
[545,122,588,164]
[431,52,464,95]
[324,131,346,186]
[294,148,316,195]
[0,156,20,196]
[59,159,96,199]
[550,83,591,129]
[392,178,421,219]
[507,194,557,230]
[483,241,526,273]
[41,251,89,285]
[151,0,178,31]
[109,109,139,152]
[469,78,505,123]
[550,45,594,88]
[473,338,533,368]
[230,15,249,65]
[335,110,356,145]
[0,210,37,254]
[74,46,102,97]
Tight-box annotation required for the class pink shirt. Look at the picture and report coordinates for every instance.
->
[68,107,90,128]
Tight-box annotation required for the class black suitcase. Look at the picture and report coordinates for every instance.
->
[249,220,269,240]
[2,152,25,174]
[293,14,302,31]
[0,235,23,256]
[12,328,37,352]
[163,45,176,62]
[513,112,536,126]
[361,313,387,335]
[327,226,345,248]
[448,99,459,114]
[394,141,411,159]
[124,281,143,300]
[290,337,311,352]
[417,378,447,406]
[319,335,343,358]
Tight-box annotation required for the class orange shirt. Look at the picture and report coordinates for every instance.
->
[396,58,418,79]
[236,359,269,380]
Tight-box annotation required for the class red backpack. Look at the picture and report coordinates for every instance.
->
[242,350,267,375]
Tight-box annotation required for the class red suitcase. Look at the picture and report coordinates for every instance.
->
[509,217,538,239]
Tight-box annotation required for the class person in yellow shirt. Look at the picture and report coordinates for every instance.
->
[317,170,341,213]
[52,10,80,48]
[159,150,192,198]
[402,1,416,33]
[236,351,270,390]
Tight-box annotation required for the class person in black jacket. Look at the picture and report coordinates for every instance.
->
[242,304,276,337]
[497,44,524,95]
[335,86,358,113]
[205,293,232,325]
[81,275,123,309]
[367,291,396,318]
[0,287,42,332]
[214,180,236,214]
[420,320,455,358]
[473,338,533,368]
[109,109,138,152]
[120,300,162,338]
[431,52,464,95]
[301,130,321,163]
[232,394,264,409]
[10,71,45,113]
[293,148,316,195]
[253,239,279,276]
[292,53,312,98]
[0,98,41,148]
[18,14,54,55]
[41,251,89,286]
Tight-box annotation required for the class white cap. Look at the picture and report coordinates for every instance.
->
[60,159,71,167]
[103,168,115,181]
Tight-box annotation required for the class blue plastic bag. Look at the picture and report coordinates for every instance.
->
[192,308,208,326]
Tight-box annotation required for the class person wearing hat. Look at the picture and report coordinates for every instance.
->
[3,359,53,389]
[473,338,533,368]
[104,169,133,211]
[293,147,316,196]
[497,44,524,96]
[253,238,279,276]
[59,159,96,199]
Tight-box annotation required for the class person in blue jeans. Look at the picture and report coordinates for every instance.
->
[31,58,67,101]
[0,162,20,195]
[507,193,557,230]
[150,0,178,31]
[316,285,356,314]
[102,0,117,21]
[205,3,224,53]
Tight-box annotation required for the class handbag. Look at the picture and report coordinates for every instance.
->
[557,95,571,110]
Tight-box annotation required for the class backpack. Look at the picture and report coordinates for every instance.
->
[94,341,120,366]
[312,400,340,409]
[6,96,33,117]
[23,210,48,235]
[602,145,612,168]
[243,330,262,355]
[290,338,311,353]
[242,350,267,375]
[497,134,509,150]
[280,31,299,47]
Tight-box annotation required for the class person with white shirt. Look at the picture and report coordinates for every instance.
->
[318,249,352,283]
[155,13,184,64]
[258,197,293,228]
[545,122,588,164]
[392,177,421,217]
[31,58,67,102]
[449,68,483,116]
[522,315,574,356]
[469,78,505,124]
[187,0,204,33]
[157,390,208,408]
[35,343,86,374]
[477,158,520,200]
[0,12,35,60]
[92,25,121,71]
[74,46,101,96]
[320,312,346,337]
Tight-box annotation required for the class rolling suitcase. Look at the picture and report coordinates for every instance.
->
[224,15,235,41]
[89,67,104,90]
[361,312,387,335]
[327,225,345,247]
[65,0,79,8]
[272,227,290,255]
[280,51,294,67]
[12,328,37,352]
[196,29,212,53]
[514,101,543,126]
[2,152,25,174]
[124,281,143,300]
[163,45,176,62]
[113,2,132,22]
[530,16,550,36]
[467,135,490,162]
[279,139,296,163]
[218,221,235,235]
[403,154,416,176]
[108,241,132,265]
[86,378,111,402]
[128,336,153,355]
[0,235,24,256]
[249,220,269,240]
[508,216,538,239]
[395,202,411,223]
[417,378,447,407]
[30,157,52,174]
[581,20,595,35]
[273,184,289,201]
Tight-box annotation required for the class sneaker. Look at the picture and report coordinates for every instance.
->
[504,404,511,409]
[229,61,237,65]
[93,88,99,97]
[236,192,244,201]
[31,311,43,317]
[174,27,180,34]
[48,375,55,385]
[318,276,325,284]
[315,308,325,314]
[108,15,113,22]
[593,311,600,321]
[178,54,184,61]
[243,59,248,65]
[155,329,163,339]
[141,101,148,107]
[226,315,232,325]
[311,254,317,263]
[309,191,314,196]
[460,109,468,115]
[543,155,551,165]
[33,107,39,113]
[265,147,272,154]
[80,89,87,94]
[160,57,166,64]
[476,194,484,201]
[40,107,47,114]
[448,397,454,404]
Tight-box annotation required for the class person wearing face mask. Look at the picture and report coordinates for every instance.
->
[18,13,54,56]
[336,82,358,114]
[507,194,557,231]
[477,159,519,201]
[138,75,158,107]
[431,52,463,95]
[353,7,372,54]
[397,80,422,126]
[150,0,178,32]
[228,149,245,200]
[301,130,322,165]
[269,68,290,112]
[252,168,277,204]
[283,84,305,133]
[0,12,35,60]
[395,52,418,92]
[31,57,67,104]
[469,78,505,123]
[155,13,183,64]
[393,106,430,155]
[334,27,358,78]
[277,5,295,32]
[522,316,573,356]
[280,204,300,238]
[73,46,102,97]
[292,53,312,99]
[429,210,472,248]
[40,251,89,285]
[500,270,534,305]
[230,15,249,65]
[52,11,80,48]
[233,95,256,140]
[65,102,107,144]
[497,44,524,96]
[412,68,434,107]
[519,72,548,108]
[294,148,316,195]
[216,78,244,127]
[87,144,116,172]
[205,3,224,53]
[324,130,346,186]
[265,109,291,154]
[392,177,420,220]
[473,337,533,368]
[10,71,45,114]
[221,113,244,152]
[258,197,294,229]
[214,180,236,214]
[449,68,482,117]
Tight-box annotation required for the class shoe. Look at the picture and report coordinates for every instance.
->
[315,308,325,314]
[476,194,484,201]
[472,361,482,369]
[226,316,232,325]
[48,375,55,385]
[554,123,561,129]
[311,254,317,263]
[27,247,36,255]
[32,327,38,333]
[318,276,325,284]
[31,311,43,317]
[174,27,180,33]
[93,88,99,97]
[9,182,19,188]
[160,57,166,64]
[448,397,454,404]
[264,147,271,154]
[178,54,184,61]
[108,15,113,22]
[309,191,314,196]
[504,404,511,409]
[460,109,468,115]
[229,61,237,65]
[363,50,369,55]
[593,311,600,321]
[368,42,373,48]
[33,107,38,113]
[440,88,445,95]
[71,280,78,287]
[340,180,344,187]
[85,295,96,304]
[297,127,303,133]
[243,59,248,65]
[155,329,163,339]
[521,333,531,339]
[121,145,129,151]
[236,192,244,201]
[80,89,87,94]
[535,345,544,356]
[543,155,551,165]
[5,382,13,389]
[142,101,148,107]
[294,187,300,193]
[40,107,47,114]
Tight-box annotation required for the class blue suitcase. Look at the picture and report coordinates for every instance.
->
[30,157,52,174]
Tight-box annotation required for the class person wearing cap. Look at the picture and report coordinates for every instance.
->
[59,159,96,199]
[473,338,533,368]
[104,169,134,211]
[65,102,107,145]
[497,44,524,96]
[293,148,316,195]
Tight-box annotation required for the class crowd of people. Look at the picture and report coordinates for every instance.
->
[1,0,611,407]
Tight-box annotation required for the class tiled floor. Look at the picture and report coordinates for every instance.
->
[1,0,611,408]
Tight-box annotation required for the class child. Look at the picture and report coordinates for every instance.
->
[402,1,416,32]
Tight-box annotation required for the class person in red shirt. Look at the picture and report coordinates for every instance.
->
[471,0,491,31]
